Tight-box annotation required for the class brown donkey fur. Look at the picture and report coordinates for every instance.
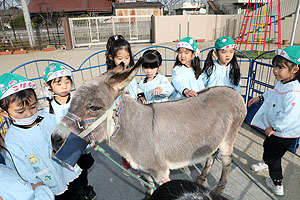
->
[51,60,247,195]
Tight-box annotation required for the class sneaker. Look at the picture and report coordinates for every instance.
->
[265,178,284,196]
[251,160,269,172]
[83,185,97,200]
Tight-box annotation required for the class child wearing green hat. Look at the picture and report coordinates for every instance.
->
[202,36,241,93]
[171,37,204,99]
[43,63,96,200]
[248,45,300,196]
[0,73,82,199]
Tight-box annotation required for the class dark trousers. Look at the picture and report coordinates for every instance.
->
[263,135,297,185]
[55,153,94,200]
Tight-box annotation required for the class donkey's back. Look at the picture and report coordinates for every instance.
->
[137,86,246,191]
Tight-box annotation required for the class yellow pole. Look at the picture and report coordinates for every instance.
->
[258,0,267,54]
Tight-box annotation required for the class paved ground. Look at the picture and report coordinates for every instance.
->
[1,43,299,200]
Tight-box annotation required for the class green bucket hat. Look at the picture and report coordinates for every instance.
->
[0,73,36,100]
[176,37,198,52]
[275,46,300,65]
[43,63,73,83]
[215,36,237,50]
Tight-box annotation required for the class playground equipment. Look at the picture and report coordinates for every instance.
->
[237,0,281,54]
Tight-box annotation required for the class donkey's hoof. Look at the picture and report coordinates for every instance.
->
[196,176,206,185]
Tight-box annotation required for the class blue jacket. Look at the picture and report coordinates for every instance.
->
[0,163,54,200]
[138,74,174,103]
[124,77,138,99]
[201,60,241,94]
[4,111,81,195]
[251,80,300,138]
[171,65,205,99]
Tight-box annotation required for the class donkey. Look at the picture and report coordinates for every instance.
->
[51,59,247,195]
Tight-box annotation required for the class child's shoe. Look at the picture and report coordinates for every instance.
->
[83,185,97,200]
[265,177,284,196]
[251,160,269,172]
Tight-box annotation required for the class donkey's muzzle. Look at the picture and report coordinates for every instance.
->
[52,132,88,168]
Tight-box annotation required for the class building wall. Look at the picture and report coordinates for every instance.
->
[115,8,162,16]
[152,15,238,44]
[152,14,300,44]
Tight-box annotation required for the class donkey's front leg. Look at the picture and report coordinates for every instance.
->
[196,153,216,185]
[215,154,232,194]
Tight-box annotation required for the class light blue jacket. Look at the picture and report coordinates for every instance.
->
[171,65,205,99]
[124,77,138,99]
[251,80,300,138]
[43,94,72,125]
[201,60,241,94]
[138,74,174,103]
[0,164,54,200]
[4,111,81,195]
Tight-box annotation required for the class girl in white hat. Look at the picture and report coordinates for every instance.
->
[248,46,300,196]
[171,37,204,99]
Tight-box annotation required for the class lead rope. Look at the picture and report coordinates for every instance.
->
[93,145,157,190]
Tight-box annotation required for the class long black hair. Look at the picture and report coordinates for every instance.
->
[272,55,300,82]
[105,35,134,71]
[142,50,162,69]
[203,49,240,86]
[173,49,202,79]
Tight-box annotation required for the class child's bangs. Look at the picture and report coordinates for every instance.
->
[50,76,73,84]
[143,54,160,69]
[272,55,296,69]
[0,89,37,111]
[14,89,37,108]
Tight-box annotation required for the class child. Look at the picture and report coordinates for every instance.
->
[43,63,96,200]
[0,73,82,199]
[106,35,140,175]
[106,35,138,100]
[43,63,73,124]
[0,133,54,200]
[171,37,204,99]
[248,46,300,196]
[202,36,241,94]
[137,50,174,104]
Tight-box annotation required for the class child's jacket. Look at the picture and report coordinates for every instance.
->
[138,74,174,103]
[44,94,72,125]
[0,163,54,200]
[201,60,241,94]
[4,111,81,195]
[124,77,138,99]
[171,64,205,99]
[251,80,300,138]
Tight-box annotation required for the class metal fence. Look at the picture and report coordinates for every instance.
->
[0,46,299,155]
[69,15,152,48]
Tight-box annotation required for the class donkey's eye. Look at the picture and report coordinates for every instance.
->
[86,106,101,112]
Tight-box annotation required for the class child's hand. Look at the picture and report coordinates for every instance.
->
[184,89,198,97]
[138,97,147,104]
[248,97,260,107]
[151,87,163,96]
[31,181,44,190]
[265,126,275,137]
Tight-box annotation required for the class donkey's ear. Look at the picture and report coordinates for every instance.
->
[109,57,143,91]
